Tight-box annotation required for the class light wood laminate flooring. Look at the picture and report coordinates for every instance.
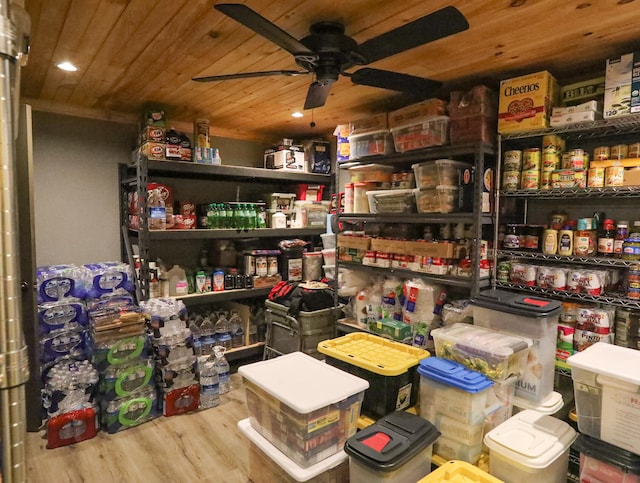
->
[26,374,251,483]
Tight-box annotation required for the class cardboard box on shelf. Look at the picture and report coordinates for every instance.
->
[140,141,166,160]
[560,77,605,106]
[370,238,407,255]
[264,145,305,171]
[405,241,466,259]
[550,110,600,127]
[604,52,640,118]
[302,140,331,174]
[552,100,600,116]
[337,234,371,251]
[140,125,165,144]
[623,167,640,186]
[349,113,388,135]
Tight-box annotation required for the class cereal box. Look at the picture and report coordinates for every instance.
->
[498,70,559,133]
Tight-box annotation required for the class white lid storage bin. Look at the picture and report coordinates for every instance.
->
[513,390,563,415]
[348,132,394,160]
[483,410,577,483]
[567,343,640,455]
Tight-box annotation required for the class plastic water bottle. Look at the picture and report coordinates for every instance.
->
[213,346,230,394]
[199,316,217,356]
[229,311,244,348]
[199,359,220,409]
[214,313,232,350]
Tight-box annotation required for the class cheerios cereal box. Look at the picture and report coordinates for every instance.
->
[498,70,559,133]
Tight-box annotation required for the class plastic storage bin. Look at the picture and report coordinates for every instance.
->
[365,189,415,214]
[238,418,349,483]
[348,131,394,160]
[418,460,504,482]
[471,289,561,403]
[321,233,336,250]
[390,115,450,152]
[348,163,394,183]
[345,411,440,483]
[567,342,640,455]
[418,357,493,464]
[414,186,460,213]
[431,323,532,381]
[239,352,368,468]
[412,159,471,188]
[318,333,429,419]
[573,433,640,483]
[483,410,577,483]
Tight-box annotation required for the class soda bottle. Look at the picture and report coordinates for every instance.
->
[199,358,219,409]
[213,346,230,394]
[165,127,181,160]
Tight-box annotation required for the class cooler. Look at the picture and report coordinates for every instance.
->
[567,342,640,454]
[418,357,494,464]
[317,333,429,419]
[573,433,640,483]
[471,289,561,403]
[344,411,440,483]
[418,460,504,482]
[238,418,349,483]
[483,410,577,483]
[239,352,368,468]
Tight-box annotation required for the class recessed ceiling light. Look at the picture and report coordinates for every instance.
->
[291,111,303,118]
[56,62,77,72]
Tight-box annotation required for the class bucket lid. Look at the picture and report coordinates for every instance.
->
[513,391,563,414]
[471,289,561,318]
[344,411,440,471]
[573,434,640,475]
[417,357,494,393]
[483,410,577,469]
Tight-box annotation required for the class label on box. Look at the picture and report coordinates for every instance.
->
[604,52,640,118]
[601,385,640,454]
[561,77,605,106]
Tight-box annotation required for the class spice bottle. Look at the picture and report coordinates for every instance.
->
[597,218,616,257]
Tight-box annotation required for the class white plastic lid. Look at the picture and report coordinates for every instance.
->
[567,342,640,386]
[238,418,347,482]
[513,391,563,414]
[483,410,577,469]
[348,130,390,140]
[239,352,369,414]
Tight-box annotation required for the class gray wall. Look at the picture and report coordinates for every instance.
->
[31,111,264,267]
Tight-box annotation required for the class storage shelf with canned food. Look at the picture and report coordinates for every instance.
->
[338,212,494,225]
[500,186,640,199]
[134,227,326,241]
[497,249,638,267]
[175,286,273,305]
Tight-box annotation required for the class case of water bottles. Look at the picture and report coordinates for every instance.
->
[100,359,155,401]
[38,301,88,335]
[101,386,158,434]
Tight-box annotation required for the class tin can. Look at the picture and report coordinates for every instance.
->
[267,256,279,276]
[629,143,640,158]
[568,149,586,169]
[243,254,256,276]
[605,166,624,186]
[594,146,610,161]
[542,152,559,171]
[611,144,628,160]
[497,261,511,282]
[561,152,572,169]
[255,256,268,277]
[521,169,540,190]
[587,167,605,187]
[540,170,553,189]
[543,134,563,154]
[522,148,541,171]
[194,119,210,149]
[503,150,522,171]
[502,170,520,190]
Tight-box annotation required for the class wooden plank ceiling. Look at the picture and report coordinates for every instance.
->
[21,0,640,143]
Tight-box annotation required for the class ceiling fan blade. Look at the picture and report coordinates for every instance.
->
[304,82,332,110]
[215,4,314,56]
[351,68,442,94]
[193,70,309,82]
[357,6,469,64]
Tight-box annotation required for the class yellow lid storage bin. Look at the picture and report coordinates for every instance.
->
[418,460,504,482]
[318,333,429,419]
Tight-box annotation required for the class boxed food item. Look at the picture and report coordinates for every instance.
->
[448,86,497,119]
[412,159,471,188]
[334,124,351,162]
[140,125,165,144]
[348,130,394,159]
[391,116,450,153]
[302,140,331,174]
[239,352,368,468]
[140,141,166,160]
[498,70,559,133]
[449,114,497,145]
[414,186,460,213]
[388,99,447,129]
[561,76,605,106]
[550,110,600,127]
[264,146,306,171]
[349,113,388,135]
[604,52,640,118]
[367,318,413,342]
[552,99,600,115]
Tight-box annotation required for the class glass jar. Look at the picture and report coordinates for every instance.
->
[503,224,521,249]
[622,237,640,261]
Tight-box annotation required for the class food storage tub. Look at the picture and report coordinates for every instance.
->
[512,390,563,415]
[431,323,532,380]
[321,233,336,250]
[366,189,415,214]
[483,410,577,483]
[573,433,640,483]
[348,131,394,160]
[471,289,561,404]
[390,115,450,152]
[318,333,429,419]
[345,411,440,483]
[418,357,494,464]
[412,159,471,188]
[418,460,504,482]
[321,249,335,266]
[323,265,335,281]
[567,342,640,455]
[239,352,368,468]
[484,376,518,436]
[348,163,394,183]
[238,418,349,483]
[414,186,460,213]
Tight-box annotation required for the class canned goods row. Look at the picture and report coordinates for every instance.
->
[502,164,630,189]
[593,143,640,161]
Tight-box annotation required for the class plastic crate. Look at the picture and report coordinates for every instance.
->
[414,186,460,213]
[348,131,394,160]
[366,189,416,214]
[348,163,394,183]
[390,115,449,153]
[412,159,471,189]
[318,333,429,419]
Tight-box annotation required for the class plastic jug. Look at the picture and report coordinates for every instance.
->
[167,265,188,296]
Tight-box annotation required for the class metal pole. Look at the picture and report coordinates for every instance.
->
[0,0,30,481]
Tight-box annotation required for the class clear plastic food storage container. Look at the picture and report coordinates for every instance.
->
[412,159,471,188]
[348,163,394,183]
[414,186,460,213]
[348,130,394,160]
[366,189,416,214]
[390,115,450,153]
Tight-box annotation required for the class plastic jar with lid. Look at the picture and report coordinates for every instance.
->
[622,237,640,261]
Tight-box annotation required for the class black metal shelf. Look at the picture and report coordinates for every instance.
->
[500,186,640,199]
[338,212,494,225]
[130,227,326,241]
[498,250,637,268]
[176,286,273,304]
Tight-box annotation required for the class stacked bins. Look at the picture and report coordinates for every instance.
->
[317,333,428,419]
[264,299,339,359]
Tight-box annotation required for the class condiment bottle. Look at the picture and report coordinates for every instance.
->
[614,220,629,258]
[542,228,558,255]
[557,225,573,256]
[597,218,616,257]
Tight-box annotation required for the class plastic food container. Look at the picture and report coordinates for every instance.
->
[345,411,440,483]
[414,186,460,213]
[418,460,504,482]
[348,163,394,183]
[484,376,518,436]
[483,410,577,483]
[567,343,640,455]
[412,159,471,188]
[573,433,640,483]
[321,248,335,266]
[431,323,532,380]
[322,264,335,281]
[238,418,349,483]
[390,115,450,152]
[318,333,429,419]
[366,189,416,214]
[267,192,296,210]
[512,390,563,415]
[353,182,378,213]
[320,233,336,250]
[418,357,494,464]
[239,352,368,468]
[348,131,394,160]
[471,289,561,404]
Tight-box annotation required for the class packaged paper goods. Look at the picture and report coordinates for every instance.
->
[604,51,640,118]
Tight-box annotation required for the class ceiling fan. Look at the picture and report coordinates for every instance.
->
[193,3,469,109]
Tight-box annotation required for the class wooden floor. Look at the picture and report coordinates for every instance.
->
[26,374,251,483]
